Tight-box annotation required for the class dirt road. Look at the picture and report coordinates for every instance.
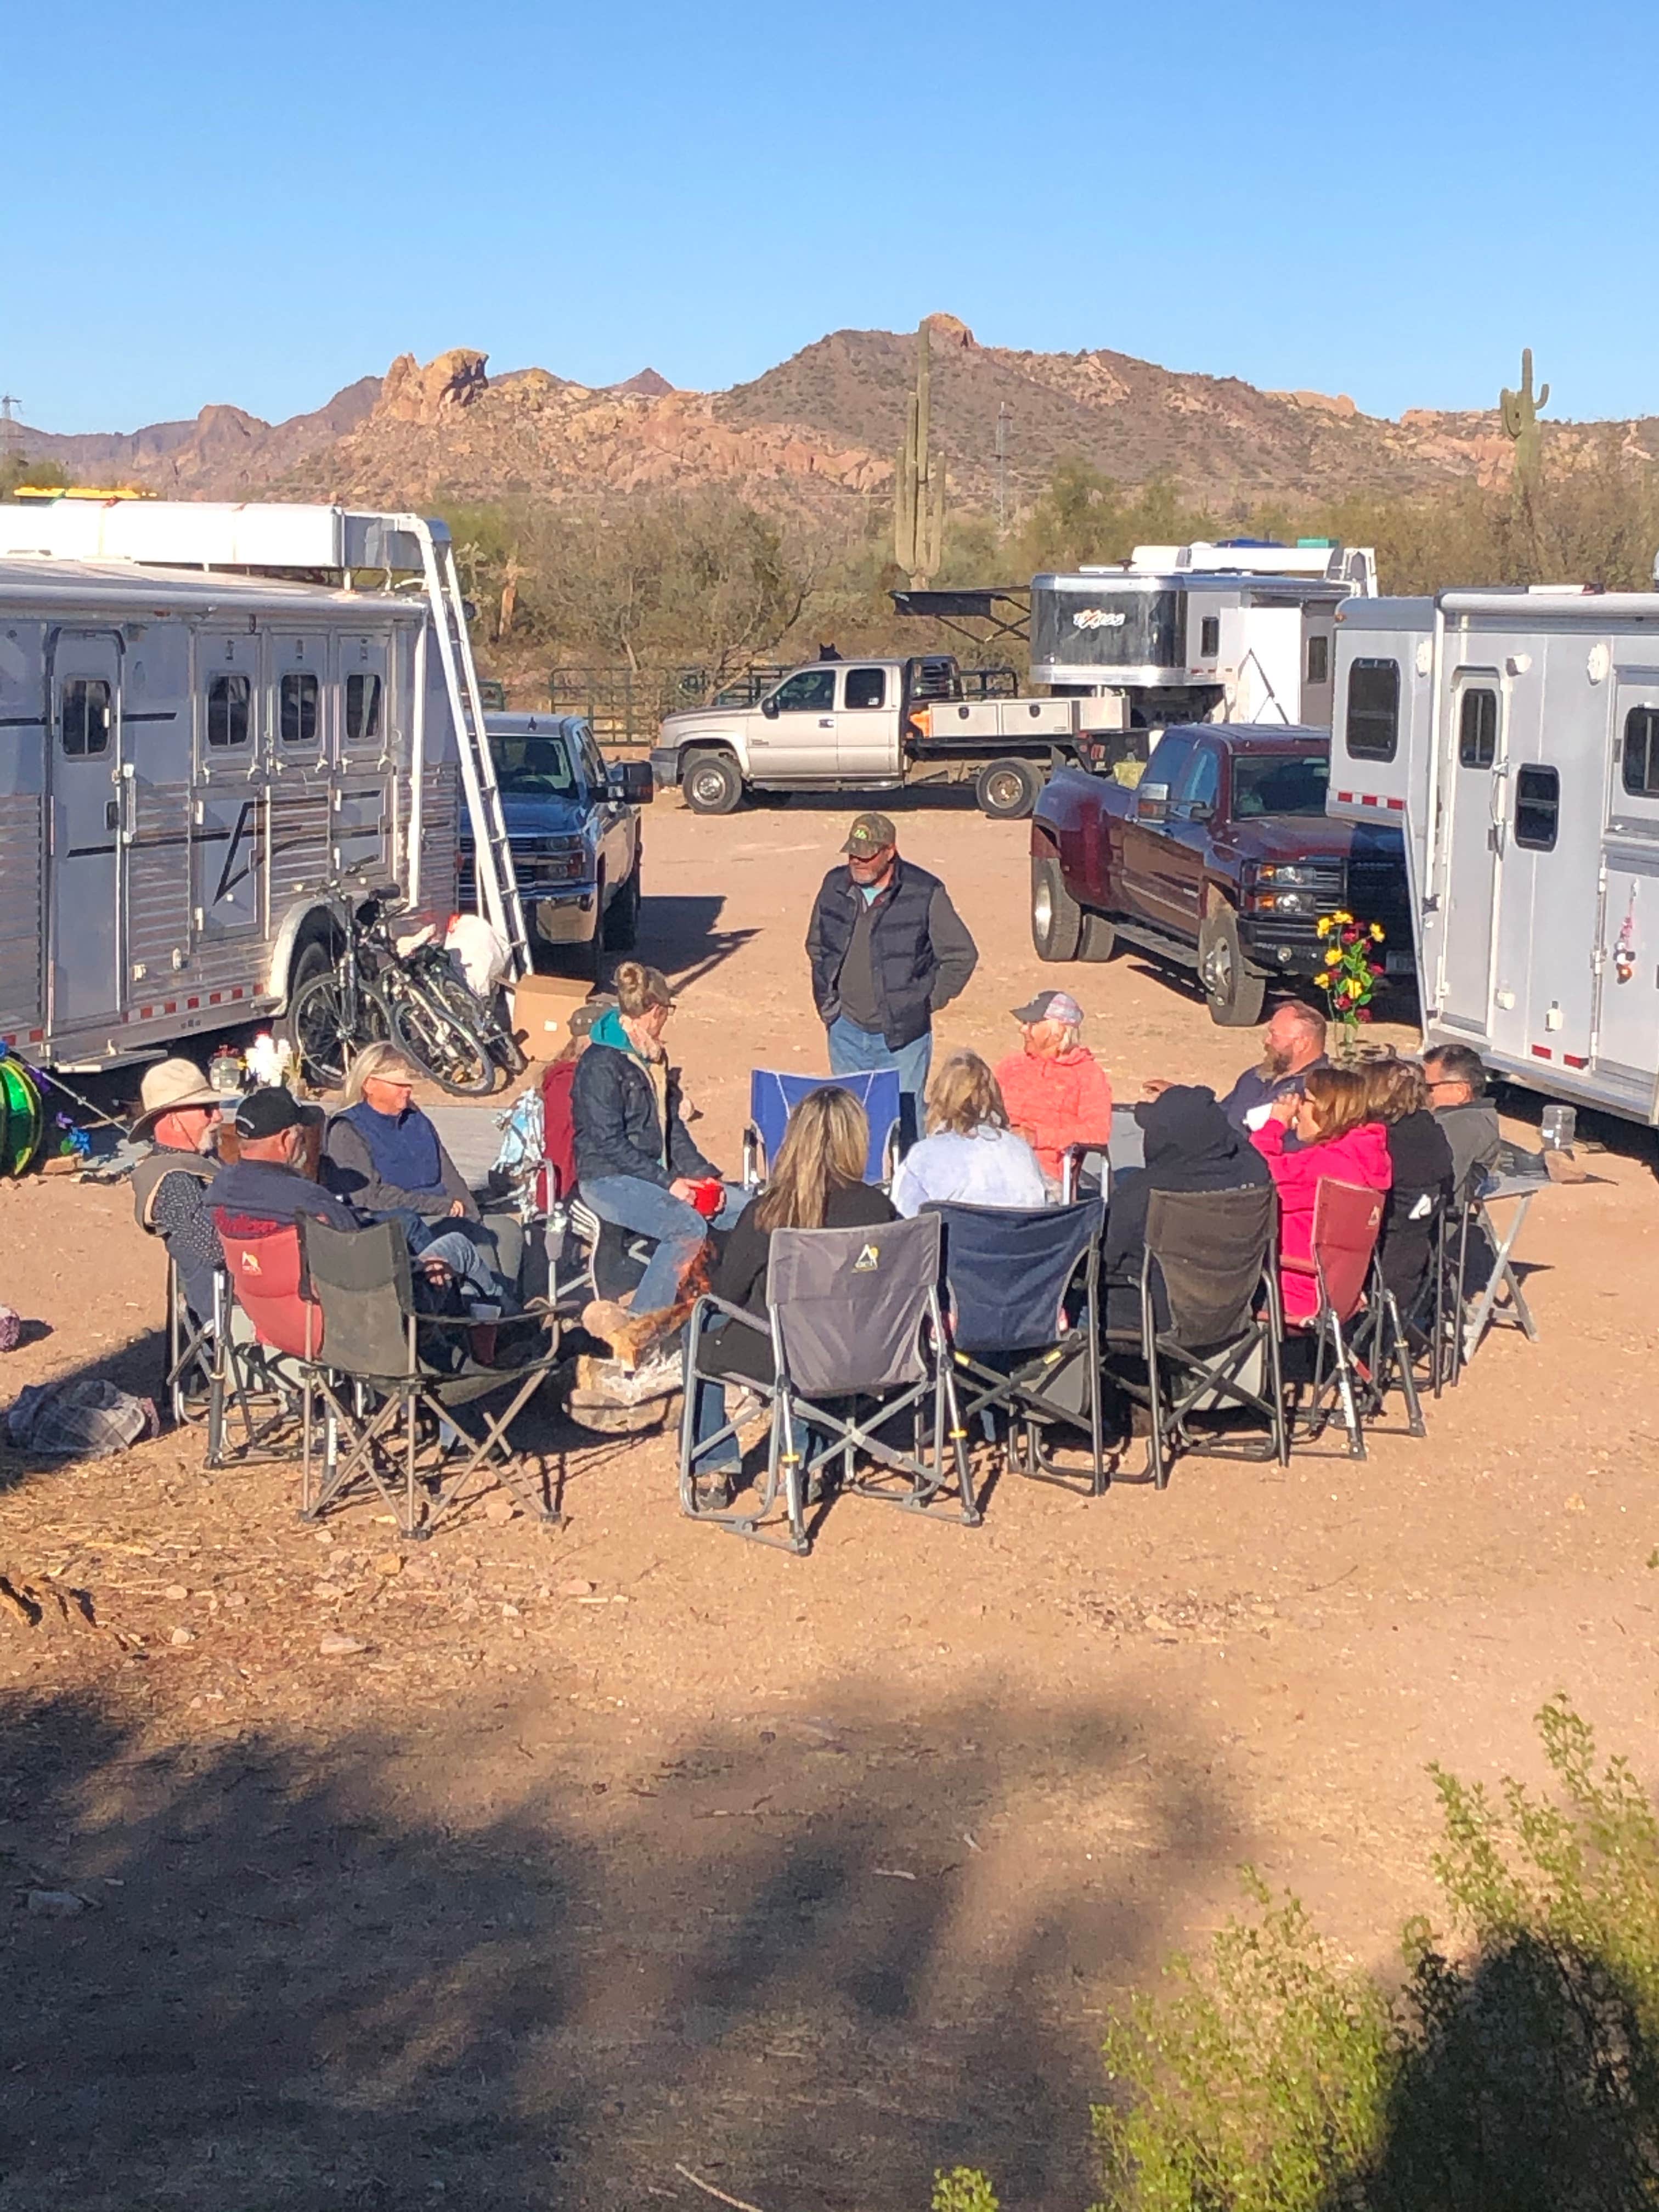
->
[3,788,1656,2211]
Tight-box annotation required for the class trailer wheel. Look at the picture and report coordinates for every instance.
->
[1199,910,1267,1028]
[1031,859,1082,962]
[976,757,1041,820]
[681,752,744,815]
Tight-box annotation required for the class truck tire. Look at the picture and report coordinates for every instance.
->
[1078,912,1118,962]
[976,757,1042,820]
[602,857,641,951]
[1199,909,1267,1028]
[681,751,744,816]
[1031,858,1082,962]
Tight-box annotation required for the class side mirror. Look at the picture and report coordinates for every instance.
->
[760,695,780,720]
[1184,798,1215,823]
[1136,782,1169,823]
[609,759,655,805]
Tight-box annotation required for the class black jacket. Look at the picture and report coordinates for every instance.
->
[571,1037,716,1192]
[1103,1085,1271,1331]
[805,859,978,1049]
[1378,1109,1455,1305]
[707,1180,897,1384]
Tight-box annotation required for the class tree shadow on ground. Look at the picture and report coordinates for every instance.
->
[0,1677,1234,2212]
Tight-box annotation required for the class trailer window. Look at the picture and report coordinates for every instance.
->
[60,678,111,757]
[1622,705,1659,794]
[1345,659,1400,761]
[1306,635,1330,686]
[345,672,382,745]
[280,671,320,746]
[1458,687,1498,769]
[205,673,250,749]
[844,667,886,710]
[1199,616,1220,657]
[1514,764,1560,850]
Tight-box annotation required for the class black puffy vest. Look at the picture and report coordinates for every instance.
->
[808,861,941,1049]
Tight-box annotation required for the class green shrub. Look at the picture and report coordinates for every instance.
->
[932,2168,1001,2212]
[1096,1700,1659,2211]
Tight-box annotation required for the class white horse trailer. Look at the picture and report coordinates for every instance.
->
[1329,585,1659,1124]
[0,501,525,1071]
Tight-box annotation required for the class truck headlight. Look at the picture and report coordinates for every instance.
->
[1244,888,1312,915]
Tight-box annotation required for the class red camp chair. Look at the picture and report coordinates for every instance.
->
[1284,1178,1385,1459]
[538,1057,656,1316]
[207,1214,325,1474]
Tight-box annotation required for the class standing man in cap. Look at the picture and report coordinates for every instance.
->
[805,811,978,1108]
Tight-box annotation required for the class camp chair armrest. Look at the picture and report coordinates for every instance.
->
[1282,1254,1318,1277]
[690,1290,771,1339]
[741,1125,764,1188]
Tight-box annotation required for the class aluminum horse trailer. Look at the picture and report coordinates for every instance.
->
[1329,583,1659,1125]
[0,501,525,1071]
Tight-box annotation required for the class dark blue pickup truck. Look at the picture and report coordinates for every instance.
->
[461,715,653,977]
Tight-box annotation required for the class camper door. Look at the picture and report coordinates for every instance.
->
[1435,668,1505,1041]
[195,629,264,941]
[1595,673,1659,1090]
[49,630,126,1031]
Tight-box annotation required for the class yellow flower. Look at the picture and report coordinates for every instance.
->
[1333,910,1353,926]
[1316,917,1333,939]
[1369,922,1385,943]
[1324,947,1341,967]
[1314,971,1331,988]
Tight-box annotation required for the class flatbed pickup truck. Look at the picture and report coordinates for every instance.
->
[650,652,1130,820]
[1029,723,1413,1025]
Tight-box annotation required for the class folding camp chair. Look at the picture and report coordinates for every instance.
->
[206,1221,322,1469]
[677,1211,973,1555]
[297,1217,563,1539]
[1285,1179,1385,1459]
[1460,1167,1544,1362]
[742,1068,905,1187]
[933,1198,1108,1496]
[162,1254,216,1427]
[1057,1101,1141,1203]
[538,1056,656,1316]
[1350,1177,1446,1431]
[1105,1184,1288,1489]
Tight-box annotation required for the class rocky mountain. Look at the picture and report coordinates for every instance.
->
[12,319,1605,523]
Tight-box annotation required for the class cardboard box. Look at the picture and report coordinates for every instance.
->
[511,973,597,1061]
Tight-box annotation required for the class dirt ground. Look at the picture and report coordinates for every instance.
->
[4,787,1658,2211]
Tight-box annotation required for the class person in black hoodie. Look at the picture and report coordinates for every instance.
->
[1358,1054,1455,1308]
[1101,1085,1271,1333]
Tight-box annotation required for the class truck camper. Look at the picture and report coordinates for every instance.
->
[1329,580,1659,1125]
[0,500,524,1071]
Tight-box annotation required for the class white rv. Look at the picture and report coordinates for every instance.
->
[1329,585,1659,1124]
[0,500,523,1071]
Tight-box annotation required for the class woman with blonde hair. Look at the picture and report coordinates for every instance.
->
[689,1086,894,1498]
[573,959,741,1357]
[1250,1062,1392,1322]
[889,1050,1047,1217]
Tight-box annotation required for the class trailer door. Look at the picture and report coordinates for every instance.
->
[1435,669,1504,1040]
[1595,675,1659,1093]
[49,630,125,1029]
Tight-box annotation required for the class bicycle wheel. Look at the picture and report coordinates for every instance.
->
[419,960,528,1080]
[390,984,496,1097]
[290,974,389,1090]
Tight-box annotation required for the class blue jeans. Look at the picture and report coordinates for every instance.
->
[374,1209,517,1310]
[582,1176,748,1317]
[827,1017,932,1111]
[689,1371,831,1485]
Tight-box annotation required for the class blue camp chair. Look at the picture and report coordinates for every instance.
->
[742,1068,905,1188]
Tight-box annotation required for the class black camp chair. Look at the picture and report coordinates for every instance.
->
[296,1218,563,1539]
[933,1198,1108,1497]
[1106,1184,1288,1488]
[677,1211,973,1555]
[1350,1176,1446,1432]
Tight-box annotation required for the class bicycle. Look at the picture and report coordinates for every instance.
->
[287,883,498,1097]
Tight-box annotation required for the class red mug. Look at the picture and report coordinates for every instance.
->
[689,1177,725,1220]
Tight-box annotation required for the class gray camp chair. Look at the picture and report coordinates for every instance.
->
[1106,1184,1288,1488]
[297,1217,563,1539]
[677,1211,973,1555]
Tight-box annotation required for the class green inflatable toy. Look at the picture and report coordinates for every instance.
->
[0,1058,44,1176]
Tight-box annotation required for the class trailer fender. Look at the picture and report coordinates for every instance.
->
[267,897,345,1006]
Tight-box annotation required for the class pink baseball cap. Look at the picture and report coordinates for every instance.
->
[1012,990,1084,1026]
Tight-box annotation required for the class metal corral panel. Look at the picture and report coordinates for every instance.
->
[0,797,43,1030]
[0,502,447,575]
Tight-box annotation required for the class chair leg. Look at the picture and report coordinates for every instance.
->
[1328,1318,1366,1459]
[1386,1291,1426,1438]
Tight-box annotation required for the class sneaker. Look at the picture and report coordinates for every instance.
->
[693,1471,733,1512]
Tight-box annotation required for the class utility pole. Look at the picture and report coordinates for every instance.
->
[995,401,1012,536]
[0,397,20,463]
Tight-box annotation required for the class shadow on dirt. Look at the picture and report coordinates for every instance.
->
[0,1679,1233,2212]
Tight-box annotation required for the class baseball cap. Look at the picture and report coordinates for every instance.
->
[841,811,897,856]
[233,1087,324,1140]
[1012,989,1084,1026]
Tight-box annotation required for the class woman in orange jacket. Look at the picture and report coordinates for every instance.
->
[992,990,1114,1186]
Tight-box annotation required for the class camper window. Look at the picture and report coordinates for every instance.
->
[1622,705,1659,795]
[1199,616,1220,657]
[206,672,250,749]
[1514,765,1560,850]
[280,672,320,746]
[1306,635,1330,686]
[1458,687,1498,769]
[60,679,111,757]
[1345,658,1399,761]
[345,673,382,745]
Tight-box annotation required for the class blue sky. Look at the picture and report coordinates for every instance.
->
[9,0,1656,435]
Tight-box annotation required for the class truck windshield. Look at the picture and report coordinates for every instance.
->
[1232,754,1329,819]
[1032,586,1184,670]
[490,732,579,797]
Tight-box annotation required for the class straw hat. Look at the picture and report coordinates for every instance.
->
[131,1057,222,1139]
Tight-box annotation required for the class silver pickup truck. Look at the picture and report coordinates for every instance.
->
[650,653,1127,819]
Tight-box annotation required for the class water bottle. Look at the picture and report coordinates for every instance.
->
[1540,1103,1576,1152]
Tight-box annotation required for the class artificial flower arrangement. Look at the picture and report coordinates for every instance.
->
[1314,909,1387,1037]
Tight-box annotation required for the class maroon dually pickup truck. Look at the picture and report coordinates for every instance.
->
[1029,724,1413,1026]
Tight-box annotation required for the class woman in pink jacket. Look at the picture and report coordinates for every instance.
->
[1250,1063,1392,1322]
[994,989,1114,1186]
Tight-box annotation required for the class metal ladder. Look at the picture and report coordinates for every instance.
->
[407,515,531,976]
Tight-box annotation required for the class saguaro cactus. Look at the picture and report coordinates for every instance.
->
[1500,347,1550,496]
[895,320,947,583]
